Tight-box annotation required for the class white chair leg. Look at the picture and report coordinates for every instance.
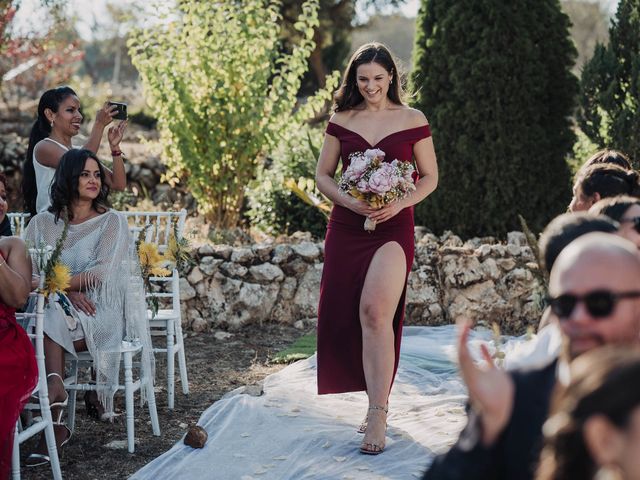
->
[11,421,20,480]
[146,376,161,437]
[124,351,135,453]
[39,366,62,480]
[166,322,175,410]
[67,359,79,431]
[175,320,189,395]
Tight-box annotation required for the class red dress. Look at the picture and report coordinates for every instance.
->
[0,252,38,478]
[317,122,432,394]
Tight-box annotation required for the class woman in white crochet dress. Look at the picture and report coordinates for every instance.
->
[24,148,152,466]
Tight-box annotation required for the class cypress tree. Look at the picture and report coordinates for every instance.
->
[578,0,640,165]
[410,0,578,237]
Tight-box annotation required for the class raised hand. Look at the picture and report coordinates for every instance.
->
[68,291,96,316]
[94,102,117,128]
[457,319,515,446]
[108,120,128,150]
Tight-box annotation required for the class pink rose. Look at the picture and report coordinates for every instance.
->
[368,169,394,194]
[356,178,370,193]
[364,148,385,160]
[346,155,370,181]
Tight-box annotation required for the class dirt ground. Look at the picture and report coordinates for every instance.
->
[19,323,307,480]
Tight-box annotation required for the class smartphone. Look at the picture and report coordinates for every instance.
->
[108,101,128,120]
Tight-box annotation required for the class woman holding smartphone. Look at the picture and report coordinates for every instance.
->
[22,86,128,216]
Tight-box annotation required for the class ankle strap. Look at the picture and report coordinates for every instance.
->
[368,405,388,413]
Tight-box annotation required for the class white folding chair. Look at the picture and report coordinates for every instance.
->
[7,212,30,238]
[12,292,62,480]
[64,338,161,453]
[122,210,189,410]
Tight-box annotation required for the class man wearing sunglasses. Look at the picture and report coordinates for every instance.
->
[423,232,640,480]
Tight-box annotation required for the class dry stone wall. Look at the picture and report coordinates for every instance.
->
[181,231,545,335]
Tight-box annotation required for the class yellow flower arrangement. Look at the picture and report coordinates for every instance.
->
[42,262,71,298]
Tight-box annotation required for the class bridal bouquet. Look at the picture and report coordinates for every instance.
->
[339,148,416,231]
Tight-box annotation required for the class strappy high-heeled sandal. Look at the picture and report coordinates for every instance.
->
[357,401,388,434]
[47,372,69,411]
[359,405,388,455]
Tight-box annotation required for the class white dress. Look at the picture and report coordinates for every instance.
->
[24,209,154,414]
[33,138,69,213]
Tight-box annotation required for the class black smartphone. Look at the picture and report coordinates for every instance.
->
[108,101,128,120]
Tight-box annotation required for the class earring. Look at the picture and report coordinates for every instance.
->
[50,120,54,128]
[390,79,393,85]
[594,465,624,480]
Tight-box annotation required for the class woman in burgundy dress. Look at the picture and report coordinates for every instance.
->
[0,173,38,478]
[315,42,438,455]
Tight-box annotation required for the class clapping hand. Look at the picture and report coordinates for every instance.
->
[457,319,515,446]
[108,120,128,150]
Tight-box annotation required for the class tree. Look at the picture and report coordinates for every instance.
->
[410,0,578,238]
[129,0,337,227]
[578,0,640,165]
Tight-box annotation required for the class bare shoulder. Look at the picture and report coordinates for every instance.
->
[0,236,27,255]
[402,107,429,127]
[34,139,65,167]
[328,110,356,128]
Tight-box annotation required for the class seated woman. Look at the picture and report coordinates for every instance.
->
[22,86,128,216]
[0,181,37,477]
[590,195,640,250]
[23,148,152,466]
[537,347,640,480]
[569,163,640,212]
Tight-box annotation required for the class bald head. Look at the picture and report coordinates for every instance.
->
[549,232,640,358]
[550,232,640,291]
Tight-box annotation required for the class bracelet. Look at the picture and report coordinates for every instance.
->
[0,260,6,268]
[111,149,123,157]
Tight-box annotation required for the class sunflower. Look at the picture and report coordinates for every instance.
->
[43,262,71,297]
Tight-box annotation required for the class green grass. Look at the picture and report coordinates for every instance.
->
[272,333,317,364]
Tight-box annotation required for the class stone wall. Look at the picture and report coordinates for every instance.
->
[181,231,545,335]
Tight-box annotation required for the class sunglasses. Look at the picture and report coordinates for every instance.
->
[620,216,640,234]
[548,290,640,319]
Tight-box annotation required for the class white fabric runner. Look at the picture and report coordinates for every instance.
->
[131,324,561,480]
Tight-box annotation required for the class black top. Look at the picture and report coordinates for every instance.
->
[0,217,12,237]
[423,359,558,480]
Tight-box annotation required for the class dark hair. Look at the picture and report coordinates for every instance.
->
[539,212,619,274]
[22,86,78,216]
[574,163,640,201]
[49,149,110,222]
[0,172,6,190]
[589,195,640,222]
[333,42,404,112]
[537,347,640,480]
[580,149,632,173]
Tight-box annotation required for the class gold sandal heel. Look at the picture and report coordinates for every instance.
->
[359,405,387,455]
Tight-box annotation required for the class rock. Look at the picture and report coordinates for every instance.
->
[291,242,320,261]
[184,425,208,448]
[187,266,204,285]
[211,245,233,260]
[440,231,463,247]
[282,258,309,276]
[242,384,264,397]
[219,262,248,278]
[279,277,297,301]
[199,257,223,276]
[506,244,521,257]
[249,263,285,283]
[475,244,492,260]
[293,264,322,318]
[179,278,196,301]
[224,282,280,328]
[214,330,234,340]
[271,244,293,264]
[294,320,306,330]
[442,254,483,287]
[191,318,208,333]
[231,247,255,264]
[252,244,274,262]
[290,231,312,242]
[507,231,528,246]
[198,244,215,256]
[480,258,501,280]
[496,258,517,271]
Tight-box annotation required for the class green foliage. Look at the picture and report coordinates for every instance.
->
[245,124,329,238]
[272,333,317,364]
[128,0,333,227]
[410,0,578,238]
[578,0,640,165]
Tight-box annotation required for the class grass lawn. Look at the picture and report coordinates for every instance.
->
[272,333,317,364]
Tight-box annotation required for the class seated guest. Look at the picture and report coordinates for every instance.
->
[23,148,152,467]
[578,149,632,173]
[423,232,640,480]
[0,194,37,477]
[22,86,127,216]
[537,347,640,480]
[0,172,12,236]
[569,163,640,212]
[590,195,640,249]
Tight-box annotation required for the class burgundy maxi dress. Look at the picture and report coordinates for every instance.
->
[0,251,38,478]
[317,121,432,394]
